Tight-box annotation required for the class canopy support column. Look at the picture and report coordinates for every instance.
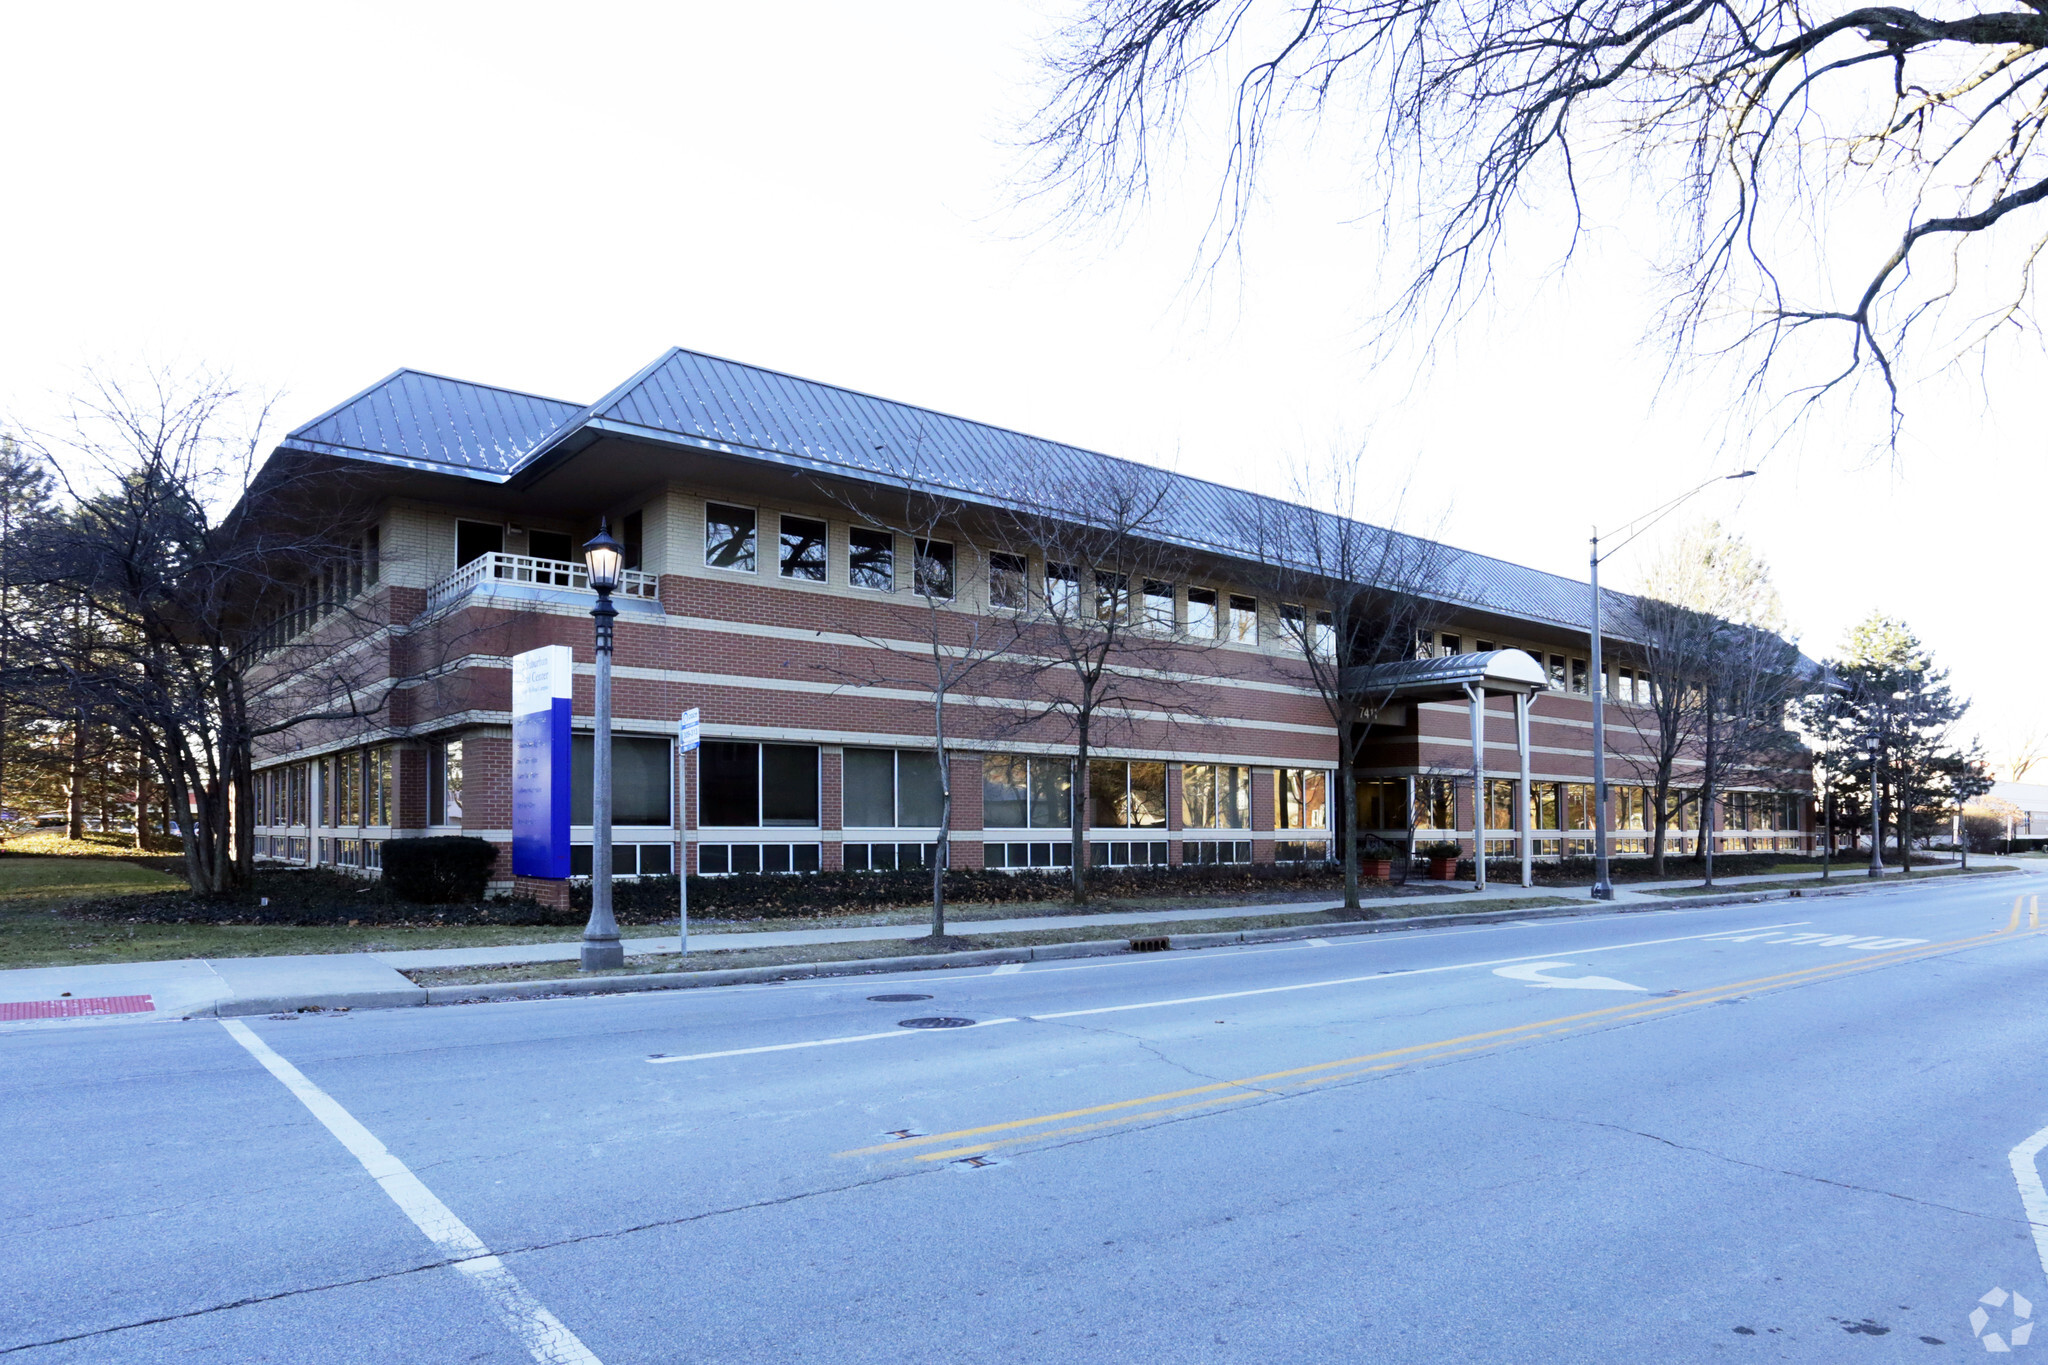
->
[1517,691,1534,888]
[1465,683,1486,890]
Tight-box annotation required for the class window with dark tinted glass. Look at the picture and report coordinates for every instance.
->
[989,553,1027,610]
[848,527,893,590]
[705,504,757,572]
[779,516,827,582]
[571,736,672,825]
[913,539,954,599]
[528,530,573,563]
[622,510,643,571]
[455,520,503,568]
[761,744,820,825]
[700,742,761,826]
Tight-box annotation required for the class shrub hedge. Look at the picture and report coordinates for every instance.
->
[572,860,1352,919]
[381,836,500,904]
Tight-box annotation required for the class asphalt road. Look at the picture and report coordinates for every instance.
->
[7,871,2048,1363]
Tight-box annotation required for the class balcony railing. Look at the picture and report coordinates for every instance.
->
[426,552,660,615]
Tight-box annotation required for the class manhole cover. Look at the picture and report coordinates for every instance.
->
[868,993,933,1003]
[898,1016,976,1029]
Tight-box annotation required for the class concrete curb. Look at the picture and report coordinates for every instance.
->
[324,867,2033,1013]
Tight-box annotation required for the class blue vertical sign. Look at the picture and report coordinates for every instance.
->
[512,645,572,878]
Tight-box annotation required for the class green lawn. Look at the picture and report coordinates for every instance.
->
[0,856,184,900]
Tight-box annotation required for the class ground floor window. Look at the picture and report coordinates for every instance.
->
[571,843,673,878]
[1089,760,1167,829]
[843,749,944,828]
[698,842,821,875]
[700,742,818,828]
[843,841,939,871]
[1275,839,1333,864]
[1354,779,1406,831]
[1182,839,1251,865]
[1278,769,1328,830]
[1413,777,1457,830]
[573,736,673,826]
[1181,763,1250,830]
[1091,840,1169,867]
[985,840,1073,869]
[982,755,1072,829]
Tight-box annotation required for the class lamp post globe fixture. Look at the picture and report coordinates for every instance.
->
[581,518,627,971]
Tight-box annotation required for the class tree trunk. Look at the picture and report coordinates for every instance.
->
[134,750,150,850]
[1069,712,1091,903]
[66,708,87,841]
[1337,716,1360,912]
[931,689,949,939]
[1701,710,1717,886]
[1650,780,1670,877]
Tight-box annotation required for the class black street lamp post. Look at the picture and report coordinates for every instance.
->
[581,519,626,971]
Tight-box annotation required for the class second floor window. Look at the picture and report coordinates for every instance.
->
[705,503,757,572]
[848,527,893,590]
[989,553,1027,610]
[913,539,955,599]
[779,516,827,582]
[1227,594,1258,643]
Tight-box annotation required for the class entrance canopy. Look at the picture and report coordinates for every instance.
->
[1342,648,1548,702]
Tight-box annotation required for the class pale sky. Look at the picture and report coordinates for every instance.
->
[3,2,2037,761]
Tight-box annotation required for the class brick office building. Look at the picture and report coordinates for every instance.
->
[243,347,1812,886]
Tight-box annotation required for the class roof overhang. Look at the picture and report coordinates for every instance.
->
[1342,649,1549,701]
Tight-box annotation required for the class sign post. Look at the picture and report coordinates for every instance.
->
[678,707,700,955]
[511,646,572,880]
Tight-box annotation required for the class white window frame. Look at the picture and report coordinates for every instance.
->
[704,501,760,575]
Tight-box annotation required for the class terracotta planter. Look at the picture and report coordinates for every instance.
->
[1426,857,1459,881]
[1361,858,1393,881]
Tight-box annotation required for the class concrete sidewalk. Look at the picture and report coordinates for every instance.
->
[0,858,2017,1029]
[370,860,1978,970]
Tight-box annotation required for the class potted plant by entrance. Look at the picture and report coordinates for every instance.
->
[1418,841,1464,881]
[1359,837,1396,881]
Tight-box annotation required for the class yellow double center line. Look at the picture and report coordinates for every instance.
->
[841,896,2043,1165]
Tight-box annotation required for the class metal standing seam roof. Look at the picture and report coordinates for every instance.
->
[277,347,1648,637]
[280,369,587,478]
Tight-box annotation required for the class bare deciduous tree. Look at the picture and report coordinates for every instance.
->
[817,466,1028,937]
[1234,452,1447,908]
[1029,0,2048,440]
[11,368,472,895]
[992,455,1208,902]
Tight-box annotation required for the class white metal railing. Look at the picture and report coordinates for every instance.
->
[425,553,659,614]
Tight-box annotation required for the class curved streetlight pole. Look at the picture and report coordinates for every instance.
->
[1588,470,1755,900]
[581,519,626,971]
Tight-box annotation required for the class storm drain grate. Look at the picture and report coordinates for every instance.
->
[868,994,933,1003]
[1129,936,1170,953]
[898,1017,976,1029]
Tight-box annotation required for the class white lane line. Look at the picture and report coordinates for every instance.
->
[221,1020,600,1365]
[648,1017,1021,1064]
[646,922,1811,1058]
[992,963,1025,975]
[2011,1121,2048,1284]
[1026,923,1810,1022]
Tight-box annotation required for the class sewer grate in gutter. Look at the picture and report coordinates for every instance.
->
[898,1016,976,1029]
[1129,936,1170,953]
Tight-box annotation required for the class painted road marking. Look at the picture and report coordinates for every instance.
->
[1492,963,1647,991]
[645,923,1808,1065]
[648,1017,1021,1064]
[849,922,2037,1164]
[992,963,1025,975]
[221,1021,601,1365]
[1700,929,1926,950]
[2011,1119,2048,1285]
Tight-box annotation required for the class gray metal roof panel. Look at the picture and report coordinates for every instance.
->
[580,348,1632,635]
[281,369,584,477]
